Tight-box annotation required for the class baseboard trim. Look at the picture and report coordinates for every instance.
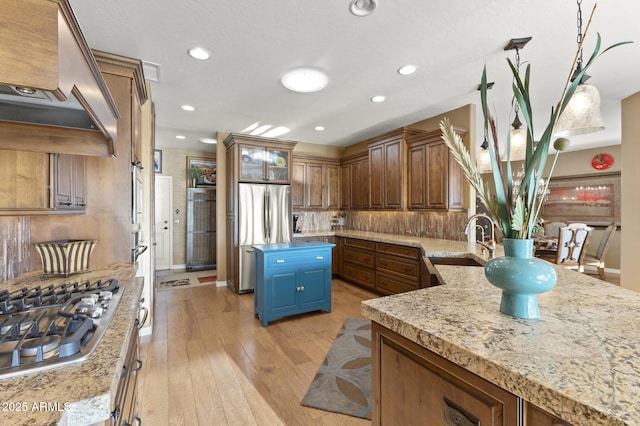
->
[216,280,227,287]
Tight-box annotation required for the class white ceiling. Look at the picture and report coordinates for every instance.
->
[68,0,640,155]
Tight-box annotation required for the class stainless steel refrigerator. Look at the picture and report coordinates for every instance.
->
[238,183,292,293]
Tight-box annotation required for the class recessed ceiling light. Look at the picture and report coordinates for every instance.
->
[199,138,217,144]
[398,65,417,75]
[371,95,386,103]
[262,127,290,138]
[176,135,186,140]
[315,126,325,131]
[349,0,378,17]
[281,67,328,93]
[187,47,211,60]
[181,105,195,111]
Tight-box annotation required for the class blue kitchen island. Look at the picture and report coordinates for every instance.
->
[253,241,335,326]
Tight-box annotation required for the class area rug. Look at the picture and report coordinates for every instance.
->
[301,318,372,420]
[157,278,190,290]
[197,275,217,283]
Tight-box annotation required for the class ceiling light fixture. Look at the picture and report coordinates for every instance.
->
[199,138,217,144]
[315,126,325,131]
[181,105,195,111]
[262,127,290,138]
[504,37,532,162]
[371,95,386,103]
[251,125,272,135]
[476,132,492,174]
[349,0,378,17]
[554,0,604,137]
[176,135,186,140]
[187,47,211,60]
[281,67,329,93]
[397,65,417,75]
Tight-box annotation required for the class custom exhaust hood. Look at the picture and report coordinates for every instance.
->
[0,0,120,157]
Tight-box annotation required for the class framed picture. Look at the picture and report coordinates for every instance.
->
[540,172,620,224]
[154,149,162,173]
[186,156,216,188]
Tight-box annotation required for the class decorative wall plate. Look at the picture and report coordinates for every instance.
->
[591,153,614,170]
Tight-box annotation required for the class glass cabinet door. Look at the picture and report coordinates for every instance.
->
[266,148,290,182]
[239,145,266,181]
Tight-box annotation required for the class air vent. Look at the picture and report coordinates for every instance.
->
[142,61,161,83]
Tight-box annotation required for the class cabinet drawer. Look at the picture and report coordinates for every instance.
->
[376,253,420,280]
[343,246,375,267]
[267,250,331,267]
[376,242,420,259]
[344,238,376,251]
[376,272,419,295]
[343,263,375,289]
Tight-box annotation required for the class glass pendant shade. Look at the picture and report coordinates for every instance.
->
[554,83,604,137]
[508,127,527,161]
[476,147,492,174]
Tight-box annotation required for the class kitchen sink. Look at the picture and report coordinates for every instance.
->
[428,256,484,267]
[424,256,484,287]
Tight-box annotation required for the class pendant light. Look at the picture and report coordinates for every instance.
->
[349,0,378,16]
[504,37,531,162]
[554,0,604,137]
[476,131,492,174]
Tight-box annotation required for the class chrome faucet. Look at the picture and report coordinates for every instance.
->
[464,213,497,258]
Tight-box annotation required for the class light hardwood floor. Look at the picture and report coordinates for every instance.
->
[137,278,376,425]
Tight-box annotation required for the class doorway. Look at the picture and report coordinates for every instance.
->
[154,175,173,270]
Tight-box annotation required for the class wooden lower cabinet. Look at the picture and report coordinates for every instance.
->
[339,237,426,295]
[372,322,575,426]
[372,322,519,426]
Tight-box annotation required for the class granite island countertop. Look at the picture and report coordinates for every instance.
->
[362,261,640,425]
[0,263,142,426]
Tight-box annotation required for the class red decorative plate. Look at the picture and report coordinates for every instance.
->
[591,153,614,170]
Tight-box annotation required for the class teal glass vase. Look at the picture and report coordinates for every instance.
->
[484,238,557,319]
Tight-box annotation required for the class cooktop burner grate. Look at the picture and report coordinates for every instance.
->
[0,279,122,378]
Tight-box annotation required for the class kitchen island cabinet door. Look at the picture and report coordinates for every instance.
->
[372,322,519,426]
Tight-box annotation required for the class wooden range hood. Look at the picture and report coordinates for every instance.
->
[0,0,120,157]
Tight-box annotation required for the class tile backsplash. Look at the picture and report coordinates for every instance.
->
[0,217,31,283]
[293,210,468,240]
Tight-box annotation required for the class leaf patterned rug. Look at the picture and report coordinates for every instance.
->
[301,318,372,420]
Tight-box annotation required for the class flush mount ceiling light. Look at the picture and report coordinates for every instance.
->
[187,47,211,60]
[176,135,186,140]
[199,138,217,144]
[397,64,417,75]
[281,67,328,93]
[349,0,378,17]
[315,126,325,131]
[371,95,386,103]
[181,105,195,111]
[554,0,604,137]
[262,126,291,138]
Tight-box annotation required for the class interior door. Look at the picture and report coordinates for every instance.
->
[154,175,172,270]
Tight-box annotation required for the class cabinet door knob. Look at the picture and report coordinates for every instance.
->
[300,286,304,291]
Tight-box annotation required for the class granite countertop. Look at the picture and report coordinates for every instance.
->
[362,260,640,425]
[0,263,141,426]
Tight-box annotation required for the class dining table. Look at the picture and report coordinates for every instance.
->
[533,236,558,257]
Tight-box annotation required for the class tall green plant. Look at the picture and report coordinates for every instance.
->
[441,25,631,240]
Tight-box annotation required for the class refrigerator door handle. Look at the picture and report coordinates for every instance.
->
[263,190,268,242]
[266,189,272,241]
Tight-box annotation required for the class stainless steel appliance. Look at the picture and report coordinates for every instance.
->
[0,279,123,379]
[238,183,292,293]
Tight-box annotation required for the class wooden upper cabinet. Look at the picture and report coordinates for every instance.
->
[93,50,147,168]
[223,134,296,184]
[366,127,422,210]
[347,155,369,210]
[406,128,466,211]
[51,154,86,209]
[340,163,351,210]
[291,155,340,210]
[0,151,50,211]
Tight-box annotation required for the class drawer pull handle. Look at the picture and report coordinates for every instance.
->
[276,259,285,263]
[316,256,324,260]
[443,397,480,426]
